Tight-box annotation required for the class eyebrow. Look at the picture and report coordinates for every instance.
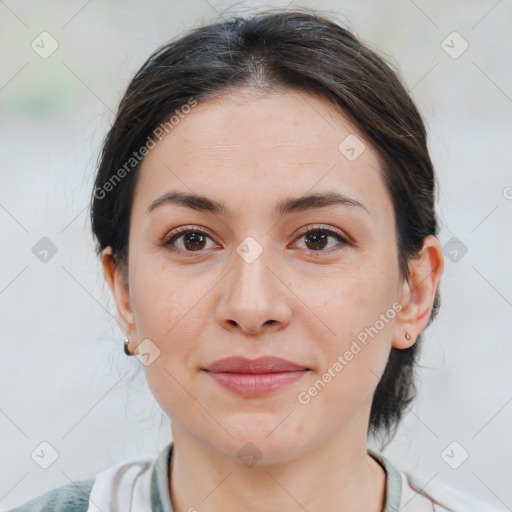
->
[146,190,370,217]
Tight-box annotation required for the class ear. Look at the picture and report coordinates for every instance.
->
[393,235,444,349]
[101,247,138,353]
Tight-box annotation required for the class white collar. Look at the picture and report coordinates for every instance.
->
[86,457,155,512]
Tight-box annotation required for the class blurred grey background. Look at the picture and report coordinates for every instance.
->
[1,0,511,509]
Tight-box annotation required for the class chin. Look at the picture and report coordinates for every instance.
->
[208,428,307,466]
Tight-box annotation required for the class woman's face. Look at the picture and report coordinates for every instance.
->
[105,89,440,463]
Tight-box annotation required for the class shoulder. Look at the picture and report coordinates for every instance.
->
[402,470,508,512]
[5,477,95,512]
[6,442,173,512]
[371,450,506,512]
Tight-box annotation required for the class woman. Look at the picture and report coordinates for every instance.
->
[8,8,501,512]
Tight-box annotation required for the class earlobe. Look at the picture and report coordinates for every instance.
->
[393,278,417,349]
[101,246,136,339]
[392,235,444,350]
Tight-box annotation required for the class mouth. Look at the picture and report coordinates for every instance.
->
[203,355,310,373]
[202,356,310,397]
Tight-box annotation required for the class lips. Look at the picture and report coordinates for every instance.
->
[202,356,311,397]
[203,356,309,374]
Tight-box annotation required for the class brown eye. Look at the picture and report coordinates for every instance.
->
[162,225,350,258]
[295,227,350,253]
[181,232,207,251]
[163,228,216,255]
[304,231,329,251]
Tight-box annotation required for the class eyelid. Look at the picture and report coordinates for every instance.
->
[162,224,215,243]
[293,223,349,241]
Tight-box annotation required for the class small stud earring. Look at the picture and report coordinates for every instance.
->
[405,332,412,341]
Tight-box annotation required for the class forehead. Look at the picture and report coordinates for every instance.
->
[133,89,391,222]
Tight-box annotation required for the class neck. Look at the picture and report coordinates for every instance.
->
[168,424,386,512]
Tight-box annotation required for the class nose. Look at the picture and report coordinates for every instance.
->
[215,244,292,336]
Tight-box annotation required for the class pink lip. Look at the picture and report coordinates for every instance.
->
[202,356,310,398]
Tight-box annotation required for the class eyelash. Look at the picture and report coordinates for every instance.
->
[161,225,351,258]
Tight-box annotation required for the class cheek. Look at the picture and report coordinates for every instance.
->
[304,272,369,336]
[308,269,395,380]
[130,266,206,421]
[130,261,202,340]
[129,262,215,384]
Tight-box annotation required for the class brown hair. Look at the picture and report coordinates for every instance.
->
[90,8,441,446]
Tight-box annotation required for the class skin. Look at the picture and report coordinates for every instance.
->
[102,88,444,512]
